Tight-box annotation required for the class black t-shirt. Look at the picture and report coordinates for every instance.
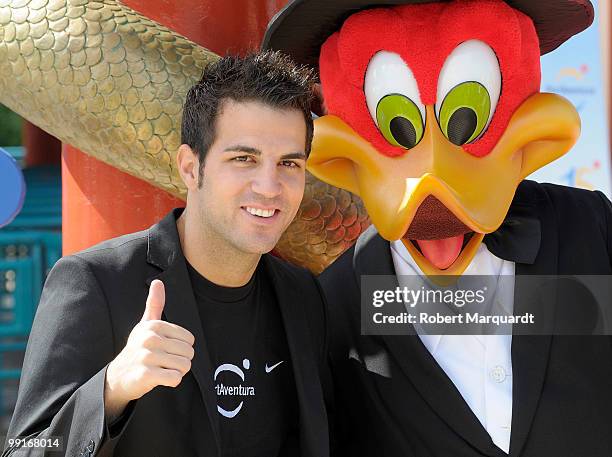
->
[186,260,299,457]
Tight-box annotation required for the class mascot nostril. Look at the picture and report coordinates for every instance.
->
[0,148,25,229]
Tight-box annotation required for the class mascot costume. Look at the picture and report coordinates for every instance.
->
[264,0,612,456]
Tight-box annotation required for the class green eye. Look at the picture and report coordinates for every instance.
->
[438,81,491,146]
[376,94,424,149]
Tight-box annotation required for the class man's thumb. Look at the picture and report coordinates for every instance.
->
[142,279,165,321]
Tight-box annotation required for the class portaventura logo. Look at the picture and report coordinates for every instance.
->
[215,384,255,396]
[214,359,255,419]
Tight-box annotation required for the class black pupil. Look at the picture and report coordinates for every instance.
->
[447,107,477,146]
[390,117,418,149]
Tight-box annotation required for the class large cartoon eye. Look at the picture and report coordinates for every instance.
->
[436,40,501,146]
[365,51,425,149]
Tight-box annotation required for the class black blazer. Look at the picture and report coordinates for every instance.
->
[319,180,612,457]
[4,209,332,457]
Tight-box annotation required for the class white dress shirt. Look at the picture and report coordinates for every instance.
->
[390,239,515,454]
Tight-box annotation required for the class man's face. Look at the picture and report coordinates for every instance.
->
[194,99,307,255]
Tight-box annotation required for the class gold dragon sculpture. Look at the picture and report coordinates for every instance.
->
[0,0,370,273]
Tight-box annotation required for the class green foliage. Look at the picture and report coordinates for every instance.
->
[0,104,23,146]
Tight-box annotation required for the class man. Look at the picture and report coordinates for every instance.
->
[263,0,612,456]
[4,51,331,457]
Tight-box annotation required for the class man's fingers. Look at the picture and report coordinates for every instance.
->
[142,350,191,374]
[151,367,184,388]
[145,320,195,345]
[143,334,195,360]
[142,280,165,322]
[161,338,195,360]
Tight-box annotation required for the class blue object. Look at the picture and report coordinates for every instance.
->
[0,147,26,228]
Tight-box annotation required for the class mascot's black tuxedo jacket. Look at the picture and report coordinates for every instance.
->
[4,209,332,457]
[319,180,612,457]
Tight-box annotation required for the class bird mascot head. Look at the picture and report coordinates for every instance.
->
[264,0,593,276]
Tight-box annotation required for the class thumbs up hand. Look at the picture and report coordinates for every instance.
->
[104,280,195,421]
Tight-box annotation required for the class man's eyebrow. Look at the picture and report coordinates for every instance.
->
[223,146,306,161]
[281,152,307,160]
[223,145,261,155]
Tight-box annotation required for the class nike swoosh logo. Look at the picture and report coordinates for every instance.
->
[265,361,284,373]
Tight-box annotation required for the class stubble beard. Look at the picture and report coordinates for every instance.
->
[200,205,279,259]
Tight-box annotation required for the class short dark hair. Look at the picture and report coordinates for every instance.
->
[181,51,316,182]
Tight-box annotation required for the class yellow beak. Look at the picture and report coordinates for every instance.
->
[307,93,580,276]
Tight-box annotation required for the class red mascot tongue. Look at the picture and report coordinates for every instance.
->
[416,235,464,270]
